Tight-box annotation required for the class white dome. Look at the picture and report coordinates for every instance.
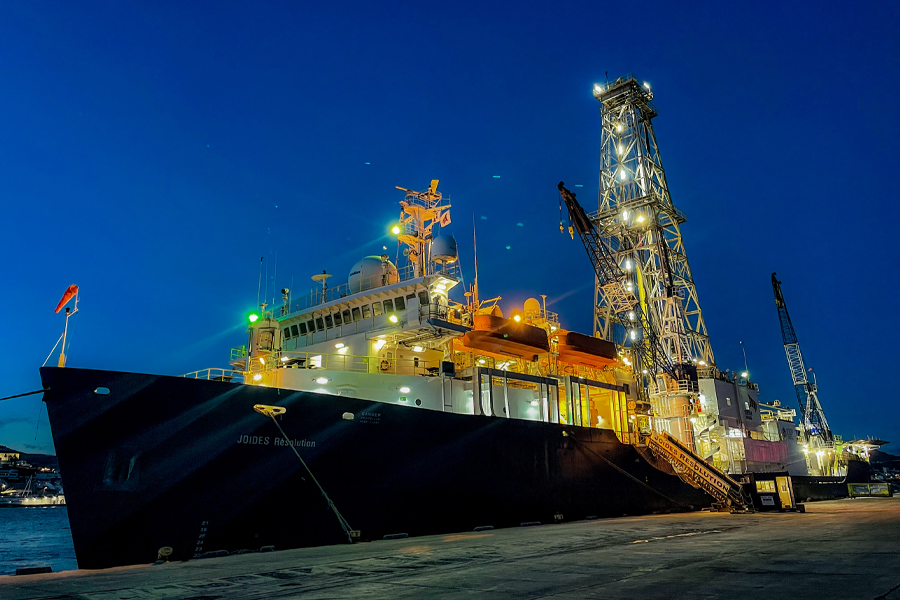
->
[348,256,399,294]
[431,234,458,264]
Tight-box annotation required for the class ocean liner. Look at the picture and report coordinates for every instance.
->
[41,181,723,569]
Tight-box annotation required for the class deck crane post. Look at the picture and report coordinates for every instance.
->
[771,274,834,474]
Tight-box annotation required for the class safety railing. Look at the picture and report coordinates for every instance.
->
[245,349,443,378]
[182,368,244,383]
[275,263,461,316]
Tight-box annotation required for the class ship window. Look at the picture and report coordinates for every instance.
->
[298,322,307,335]
[352,307,361,321]
[283,327,292,340]
[334,311,342,326]
[372,302,383,316]
[316,317,325,330]
[395,296,406,310]
[307,319,315,333]
[291,325,299,337]
[406,293,415,301]
[325,315,334,328]
[362,305,371,318]
[383,299,394,313]
[418,291,429,306]
[342,309,351,324]
[726,397,731,406]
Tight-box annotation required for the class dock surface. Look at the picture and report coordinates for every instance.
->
[2,497,898,599]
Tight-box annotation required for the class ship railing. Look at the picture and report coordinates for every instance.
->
[182,368,245,383]
[246,349,443,378]
[275,263,461,316]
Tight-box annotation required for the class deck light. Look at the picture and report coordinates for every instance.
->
[391,225,401,235]
[280,356,289,362]
[400,387,411,393]
[316,377,329,385]
[259,357,265,365]
[248,313,259,323]
[741,371,748,378]
[389,315,399,324]
[478,359,486,364]
[253,374,262,382]
[413,346,424,352]
[530,400,539,406]
[513,314,521,322]
[335,343,344,349]
[636,215,645,223]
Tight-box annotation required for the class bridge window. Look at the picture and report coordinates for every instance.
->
[394,296,406,310]
[383,299,394,313]
[307,319,316,333]
[352,307,361,321]
[334,312,342,326]
[325,315,334,328]
[362,305,371,319]
[342,309,351,323]
[315,317,325,331]
[418,291,429,306]
[283,327,292,340]
[290,324,299,337]
[298,322,307,335]
[372,302,383,316]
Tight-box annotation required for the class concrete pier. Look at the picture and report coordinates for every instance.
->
[2,497,898,599]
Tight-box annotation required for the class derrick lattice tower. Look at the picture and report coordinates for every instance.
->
[591,76,713,367]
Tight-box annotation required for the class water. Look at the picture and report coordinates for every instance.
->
[0,506,77,574]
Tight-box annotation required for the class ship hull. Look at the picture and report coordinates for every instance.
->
[40,367,710,569]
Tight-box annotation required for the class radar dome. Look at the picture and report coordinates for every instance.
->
[431,234,458,264]
[524,298,541,316]
[348,256,399,294]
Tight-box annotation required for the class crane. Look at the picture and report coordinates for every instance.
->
[771,273,833,446]
[557,182,679,393]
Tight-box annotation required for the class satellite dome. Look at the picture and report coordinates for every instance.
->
[524,298,541,316]
[348,256,398,294]
[431,234,458,264]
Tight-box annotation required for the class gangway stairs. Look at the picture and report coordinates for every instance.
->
[646,431,752,513]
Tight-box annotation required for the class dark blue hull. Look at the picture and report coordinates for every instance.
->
[40,367,711,569]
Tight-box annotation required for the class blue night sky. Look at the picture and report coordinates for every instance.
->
[1,2,898,455]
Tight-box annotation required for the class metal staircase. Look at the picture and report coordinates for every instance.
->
[646,431,752,512]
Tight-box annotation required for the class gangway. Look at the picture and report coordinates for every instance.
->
[646,431,752,512]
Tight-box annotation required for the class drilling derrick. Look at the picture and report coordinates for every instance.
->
[592,76,713,366]
[772,273,834,475]
[590,75,714,448]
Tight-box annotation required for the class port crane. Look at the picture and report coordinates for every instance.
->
[771,273,833,446]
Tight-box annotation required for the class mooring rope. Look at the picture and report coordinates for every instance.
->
[254,404,355,543]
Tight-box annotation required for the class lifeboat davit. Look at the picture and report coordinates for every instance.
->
[555,330,618,368]
[456,314,550,360]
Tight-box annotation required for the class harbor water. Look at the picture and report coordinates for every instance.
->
[0,506,77,575]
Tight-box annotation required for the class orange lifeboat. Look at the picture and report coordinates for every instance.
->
[555,330,618,368]
[456,314,550,360]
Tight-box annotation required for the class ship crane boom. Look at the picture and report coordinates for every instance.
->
[558,182,677,385]
[771,273,833,445]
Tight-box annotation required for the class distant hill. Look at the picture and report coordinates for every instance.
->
[0,445,58,470]
[22,453,59,470]
[870,449,900,470]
